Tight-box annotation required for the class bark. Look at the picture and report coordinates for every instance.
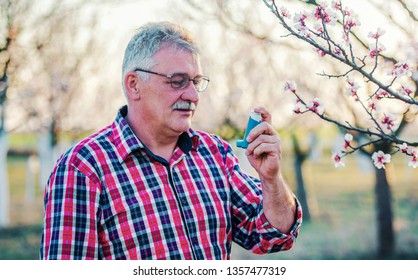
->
[294,155,311,222]
[291,134,311,222]
[374,167,394,259]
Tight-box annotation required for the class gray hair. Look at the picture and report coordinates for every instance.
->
[121,22,200,95]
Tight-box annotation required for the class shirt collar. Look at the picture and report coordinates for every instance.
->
[110,105,200,163]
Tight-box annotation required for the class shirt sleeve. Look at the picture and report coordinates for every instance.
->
[226,144,303,254]
[40,162,101,259]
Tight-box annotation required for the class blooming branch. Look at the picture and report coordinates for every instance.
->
[268,0,418,168]
[283,79,417,168]
[263,0,418,105]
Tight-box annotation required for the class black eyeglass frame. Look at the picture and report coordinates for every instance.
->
[133,68,210,92]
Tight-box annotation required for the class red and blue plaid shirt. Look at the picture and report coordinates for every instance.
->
[40,106,302,259]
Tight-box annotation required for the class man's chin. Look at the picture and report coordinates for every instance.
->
[172,121,192,133]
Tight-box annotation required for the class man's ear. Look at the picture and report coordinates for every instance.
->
[124,72,141,100]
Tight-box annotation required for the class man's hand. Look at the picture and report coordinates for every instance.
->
[245,107,282,183]
[245,107,297,233]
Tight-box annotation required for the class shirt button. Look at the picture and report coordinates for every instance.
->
[181,198,188,205]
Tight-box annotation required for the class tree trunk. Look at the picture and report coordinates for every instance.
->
[291,134,311,222]
[374,167,394,259]
[38,133,54,189]
[294,156,311,222]
[38,120,59,189]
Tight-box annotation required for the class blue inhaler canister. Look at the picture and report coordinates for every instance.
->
[236,111,262,149]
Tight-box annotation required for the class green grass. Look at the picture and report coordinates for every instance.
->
[8,133,38,149]
[6,156,44,225]
[1,151,418,260]
[0,224,42,260]
[0,155,44,260]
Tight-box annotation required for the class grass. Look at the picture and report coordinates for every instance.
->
[0,224,42,260]
[0,155,44,260]
[1,150,417,260]
[5,156,44,225]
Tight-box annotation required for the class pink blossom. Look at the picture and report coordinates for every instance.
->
[342,32,350,45]
[344,16,361,31]
[313,5,337,25]
[344,133,353,150]
[368,28,386,39]
[294,11,308,23]
[409,157,418,168]
[280,7,292,19]
[408,149,418,168]
[332,152,345,168]
[374,89,389,100]
[294,11,310,37]
[344,133,353,141]
[400,143,409,153]
[314,23,324,34]
[368,101,377,111]
[313,6,325,20]
[368,43,386,59]
[316,48,326,57]
[345,77,360,100]
[333,47,343,56]
[398,83,415,96]
[293,99,304,114]
[372,151,391,169]
[343,8,352,16]
[381,113,396,131]
[307,97,324,114]
[295,23,310,37]
[346,76,358,88]
[284,80,297,93]
[369,49,379,60]
[389,61,413,77]
[331,1,342,11]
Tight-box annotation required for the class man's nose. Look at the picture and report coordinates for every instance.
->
[182,81,200,102]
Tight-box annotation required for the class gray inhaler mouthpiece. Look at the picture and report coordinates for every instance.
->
[236,111,262,149]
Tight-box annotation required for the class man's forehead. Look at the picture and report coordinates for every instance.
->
[153,47,202,72]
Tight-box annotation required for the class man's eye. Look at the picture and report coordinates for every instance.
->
[171,80,185,86]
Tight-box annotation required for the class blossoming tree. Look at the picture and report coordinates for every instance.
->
[264,0,418,258]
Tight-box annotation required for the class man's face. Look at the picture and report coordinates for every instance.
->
[138,47,202,137]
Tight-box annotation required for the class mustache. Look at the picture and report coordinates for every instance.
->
[172,101,196,110]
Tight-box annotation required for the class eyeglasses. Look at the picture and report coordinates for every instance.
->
[134,68,210,92]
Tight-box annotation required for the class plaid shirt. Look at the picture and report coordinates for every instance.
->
[40,106,302,260]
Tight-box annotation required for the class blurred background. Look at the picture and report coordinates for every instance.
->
[0,0,417,260]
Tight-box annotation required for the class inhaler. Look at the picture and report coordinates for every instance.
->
[236,111,262,149]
